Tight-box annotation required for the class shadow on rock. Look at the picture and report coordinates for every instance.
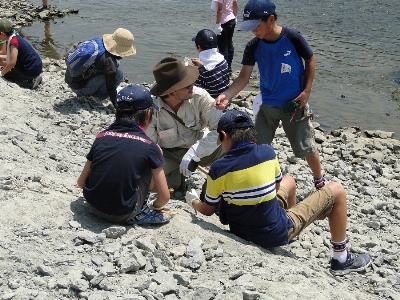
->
[188,213,296,259]
[53,96,115,115]
[69,196,115,233]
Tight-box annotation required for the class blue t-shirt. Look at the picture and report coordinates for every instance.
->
[205,142,293,248]
[83,121,165,216]
[241,27,313,107]
[10,35,42,77]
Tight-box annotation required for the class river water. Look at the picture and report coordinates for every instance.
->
[23,0,400,137]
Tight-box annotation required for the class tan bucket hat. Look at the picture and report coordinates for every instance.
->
[150,57,199,97]
[103,28,136,58]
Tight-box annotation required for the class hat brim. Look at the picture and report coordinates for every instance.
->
[238,19,261,31]
[150,66,199,97]
[103,33,136,58]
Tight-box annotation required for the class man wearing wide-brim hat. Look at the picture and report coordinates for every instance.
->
[65,28,136,108]
[147,57,225,193]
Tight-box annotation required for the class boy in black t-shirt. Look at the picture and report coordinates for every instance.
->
[77,84,171,225]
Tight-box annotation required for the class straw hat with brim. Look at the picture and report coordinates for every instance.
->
[150,57,199,97]
[103,28,136,58]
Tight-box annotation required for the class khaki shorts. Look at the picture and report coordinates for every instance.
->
[277,186,334,241]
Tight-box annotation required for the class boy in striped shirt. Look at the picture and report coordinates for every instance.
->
[191,29,230,99]
[185,110,371,276]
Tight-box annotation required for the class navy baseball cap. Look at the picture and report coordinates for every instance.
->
[116,84,159,111]
[192,29,218,50]
[217,110,254,144]
[238,0,276,31]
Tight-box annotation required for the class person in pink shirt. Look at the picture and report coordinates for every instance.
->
[214,0,238,75]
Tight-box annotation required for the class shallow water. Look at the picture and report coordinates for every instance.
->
[24,0,400,137]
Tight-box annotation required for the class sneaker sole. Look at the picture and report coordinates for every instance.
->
[329,259,372,276]
[126,219,170,225]
[126,213,171,225]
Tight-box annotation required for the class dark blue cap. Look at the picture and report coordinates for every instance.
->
[116,84,159,111]
[238,0,276,31]
[192,29,218,50]
[217,110,254,133]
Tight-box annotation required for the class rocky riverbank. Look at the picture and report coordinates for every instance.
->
[0,0,78,26]
[0,56,399,299]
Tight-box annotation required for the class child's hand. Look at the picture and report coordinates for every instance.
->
[191,58,202,67]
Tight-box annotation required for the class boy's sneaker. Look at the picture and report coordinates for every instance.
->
[314,176,328,189]
[330,251,371,276]
[31,75,42,89]
[125,205,171,225]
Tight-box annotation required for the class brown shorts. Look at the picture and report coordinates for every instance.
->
[277,186,334,241]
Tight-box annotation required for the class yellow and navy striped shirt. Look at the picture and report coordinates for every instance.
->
[205,142,293,248]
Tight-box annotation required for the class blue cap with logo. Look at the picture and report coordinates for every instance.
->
[238,0,276,31]
[217,110,254,143]
[116,84,159,111]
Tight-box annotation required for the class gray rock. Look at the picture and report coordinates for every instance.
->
[152,271,178,295]
[185,238,205,270]
[102,226,127,239]
[36,264,54,276]
[90,272,106,286]
[229,270,245,280]
[119,257,141,273]
[173,272,190,287]
[153,250,175,270]
[103,241,122,254]
[70,278,89,292]
[243,290,262,300]
[76,231,106,244]
[135,236,156,253]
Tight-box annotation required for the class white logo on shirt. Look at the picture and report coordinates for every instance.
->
[281,63,291,73]
[284,50,291,56]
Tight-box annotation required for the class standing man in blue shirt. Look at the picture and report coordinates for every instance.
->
[215,0,326,189]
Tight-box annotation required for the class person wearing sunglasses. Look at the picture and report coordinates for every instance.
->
[148,57,225,195]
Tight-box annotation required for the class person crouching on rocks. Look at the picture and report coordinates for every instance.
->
[77,84,172,225]
[0,19,43,89]
[65,28,136,108]
[185,110,372,276]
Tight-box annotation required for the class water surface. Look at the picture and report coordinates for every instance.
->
[24,0,400,137]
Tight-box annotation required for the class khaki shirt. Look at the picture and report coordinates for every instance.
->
[147,86,223,158]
